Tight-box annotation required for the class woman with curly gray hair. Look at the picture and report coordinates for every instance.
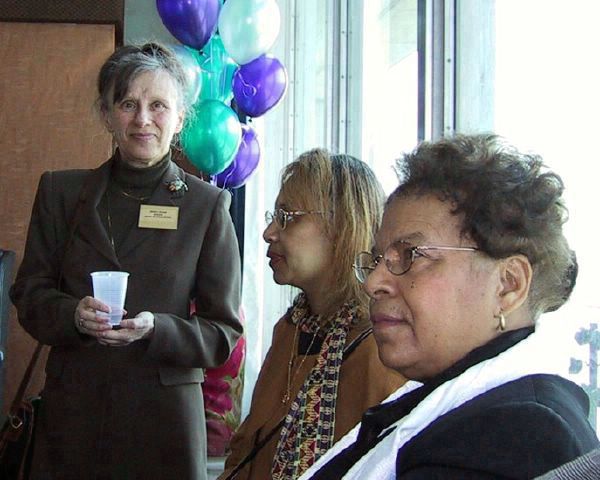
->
[300,134,598,479]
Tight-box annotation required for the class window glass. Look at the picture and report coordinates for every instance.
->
[350,0,419,194]
[241,0,332,417]
[292,0,329,154]
[494,0,600,430]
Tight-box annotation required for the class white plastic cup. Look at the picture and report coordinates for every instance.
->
[90,271,129,326]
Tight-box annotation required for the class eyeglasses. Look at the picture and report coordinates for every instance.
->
[265,208,324,230]
[353,240,479,283]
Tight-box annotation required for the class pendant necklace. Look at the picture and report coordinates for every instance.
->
[105,187,148,251]
[106,190,116,251]
[118,188,150,202]
[282,320,321,404]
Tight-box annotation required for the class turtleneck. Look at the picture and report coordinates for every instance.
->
[98,150,172,256]
[112,150,171,195]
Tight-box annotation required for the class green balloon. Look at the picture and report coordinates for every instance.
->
[199,59,237,103]
[200,34,228,73]
[199,34,238,102]
[181,100,242,175]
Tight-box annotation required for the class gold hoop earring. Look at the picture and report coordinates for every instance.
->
[495,312,506,331]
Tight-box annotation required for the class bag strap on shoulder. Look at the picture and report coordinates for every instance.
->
[8,343,44,420]
[224,327,374,480]
[7,181,85,420]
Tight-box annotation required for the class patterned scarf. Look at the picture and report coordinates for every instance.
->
[271,293,359,480]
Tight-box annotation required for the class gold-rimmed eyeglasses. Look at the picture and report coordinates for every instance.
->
[264,208,324,230]
[353,240,479,283]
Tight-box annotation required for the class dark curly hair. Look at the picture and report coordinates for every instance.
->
[97,42,191,114]
[390,133,576,318]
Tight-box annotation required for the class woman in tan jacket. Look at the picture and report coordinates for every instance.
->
[220,149,405,480]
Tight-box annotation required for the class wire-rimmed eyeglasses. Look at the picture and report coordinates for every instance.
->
[264,208,324,230]
[353,240,479,283]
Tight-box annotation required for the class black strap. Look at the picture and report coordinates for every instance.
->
[342,327,372,361]
[8,181,88,421]
[8,343,44,419]
[223,327,374,480]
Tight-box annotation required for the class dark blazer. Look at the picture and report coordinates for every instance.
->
[536,446,600,479]
[10,156,242,479]
[397,374,599,479]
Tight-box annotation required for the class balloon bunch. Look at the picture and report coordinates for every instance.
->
[156,0,287,189]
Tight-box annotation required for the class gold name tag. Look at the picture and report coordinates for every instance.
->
[138,205,179,230]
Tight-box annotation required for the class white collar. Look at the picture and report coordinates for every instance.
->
[300,325,569,480]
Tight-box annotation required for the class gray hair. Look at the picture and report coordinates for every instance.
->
[97,42,191,114]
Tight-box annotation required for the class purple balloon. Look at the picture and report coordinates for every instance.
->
[232,54,288,117]
[156,0,220,50]
[214,124,261,188]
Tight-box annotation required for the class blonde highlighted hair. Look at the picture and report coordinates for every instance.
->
[279,149,385,317]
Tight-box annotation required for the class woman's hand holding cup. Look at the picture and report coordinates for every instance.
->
[75,295,116,335]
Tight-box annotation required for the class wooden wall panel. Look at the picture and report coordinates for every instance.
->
[0,22,115,413]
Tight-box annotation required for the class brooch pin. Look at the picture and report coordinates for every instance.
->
[166,176,188,198]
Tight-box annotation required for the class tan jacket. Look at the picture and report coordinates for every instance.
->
[220,312,405,480]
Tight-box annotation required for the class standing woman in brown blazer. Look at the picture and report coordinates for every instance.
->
[220,150,405,480]
[10,43,242,480]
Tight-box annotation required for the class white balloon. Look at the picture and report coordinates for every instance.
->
[218,0,281,65]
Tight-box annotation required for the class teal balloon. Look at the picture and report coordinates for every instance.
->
[181,100,242,175]
[198,35,237,102]
[218,0,281,65]
[200,34,228,73]
[171,44,203,105]
[200,59,237,103]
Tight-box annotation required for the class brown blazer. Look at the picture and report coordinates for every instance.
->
[10,156,242,480]
[220,312,405,480]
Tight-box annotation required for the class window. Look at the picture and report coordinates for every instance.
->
[244,0,600,434]
[459,0,600,430]
[242,0,337,416]
[348,0,420,194]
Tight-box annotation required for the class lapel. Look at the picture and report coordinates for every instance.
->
[117,161,188,259]
[75,159,121,267]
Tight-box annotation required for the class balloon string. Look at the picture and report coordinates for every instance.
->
[238,73,257,98]
[223,162,235,188]
[219,66,225,100]
[209,52,217,98]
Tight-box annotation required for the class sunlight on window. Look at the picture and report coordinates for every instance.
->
[495,0,600,429]
[360,0,419,194]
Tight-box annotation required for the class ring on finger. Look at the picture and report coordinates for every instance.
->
[79,318,84,327]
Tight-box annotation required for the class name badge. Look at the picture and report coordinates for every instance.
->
[138,205,179,230]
